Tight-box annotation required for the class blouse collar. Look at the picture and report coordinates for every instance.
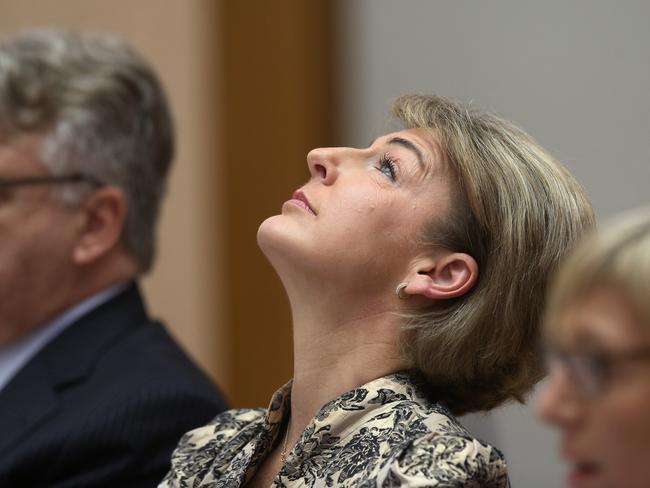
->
[261,370,450,456]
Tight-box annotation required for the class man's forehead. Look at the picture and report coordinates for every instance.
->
[0,134,46,173]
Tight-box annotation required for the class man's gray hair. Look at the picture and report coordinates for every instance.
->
[0,28,174,272]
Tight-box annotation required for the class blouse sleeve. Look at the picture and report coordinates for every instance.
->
[383,433,510,487]
[158,409,265,488]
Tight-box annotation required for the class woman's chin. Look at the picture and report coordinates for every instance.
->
[258,216,303,263]
[258,217,329,284]
[257,215,285,249]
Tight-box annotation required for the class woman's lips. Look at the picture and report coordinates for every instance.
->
[287,190,317,215]
[568,461,600,487]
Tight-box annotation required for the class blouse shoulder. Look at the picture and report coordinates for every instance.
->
[159,408,265,488]
[387,430,510,487]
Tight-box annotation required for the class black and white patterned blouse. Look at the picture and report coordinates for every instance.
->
[160,372,509,487]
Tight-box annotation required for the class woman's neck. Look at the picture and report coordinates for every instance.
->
[284,294,407,449]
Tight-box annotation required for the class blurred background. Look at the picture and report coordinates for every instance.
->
[1,1,648,486]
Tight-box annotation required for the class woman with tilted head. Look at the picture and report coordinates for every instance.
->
[538,208,650,488]
[161,95,594,487]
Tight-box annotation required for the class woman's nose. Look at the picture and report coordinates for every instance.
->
[536,368,583,429]
[306,147,341,185]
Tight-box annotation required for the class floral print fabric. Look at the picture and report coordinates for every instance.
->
[160,372,509,487]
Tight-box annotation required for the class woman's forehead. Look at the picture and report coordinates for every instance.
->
[372,128,446,173]
[378,128,441,152]
[552,287,650,349]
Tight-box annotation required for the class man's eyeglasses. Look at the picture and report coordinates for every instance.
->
[0,173,105,189]
[545,346,650,398]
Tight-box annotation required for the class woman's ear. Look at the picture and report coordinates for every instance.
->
[403,252,478,301]
[72,187,127,265]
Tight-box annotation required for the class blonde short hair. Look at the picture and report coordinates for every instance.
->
[393,95,595,414]
[545,208,650,337]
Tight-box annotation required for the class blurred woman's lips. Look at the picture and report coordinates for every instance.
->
[286,190,317,215]
[567,458,601,488]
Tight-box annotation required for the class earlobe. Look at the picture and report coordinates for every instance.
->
[72,188,126,265]
[403,252,478,301]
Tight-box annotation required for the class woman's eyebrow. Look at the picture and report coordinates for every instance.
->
[387,136,425,170]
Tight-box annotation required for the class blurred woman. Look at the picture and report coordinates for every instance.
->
[161,95,594,487]
[538,208,650,488]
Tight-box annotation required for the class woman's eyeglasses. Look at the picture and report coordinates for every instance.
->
[545,346,650,397]
[0,173,105,189]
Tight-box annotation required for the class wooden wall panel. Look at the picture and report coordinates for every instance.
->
[220,0,336,407]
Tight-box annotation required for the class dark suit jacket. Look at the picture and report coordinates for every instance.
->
[0,284,228,488]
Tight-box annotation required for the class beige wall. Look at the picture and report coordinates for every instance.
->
[0,0,228,391]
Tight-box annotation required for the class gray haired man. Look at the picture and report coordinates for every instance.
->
[0,29,227,487]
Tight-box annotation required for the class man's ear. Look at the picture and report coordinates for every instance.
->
[72,187,127,265]
[403,251,478,301]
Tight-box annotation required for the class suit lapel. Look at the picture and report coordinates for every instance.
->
[0,364,58,456]
[0,283,148,457]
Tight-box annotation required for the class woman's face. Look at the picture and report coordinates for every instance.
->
[538,287,650,488]
[257,128,452,299]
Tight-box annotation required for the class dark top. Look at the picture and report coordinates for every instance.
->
[0,283,228,488]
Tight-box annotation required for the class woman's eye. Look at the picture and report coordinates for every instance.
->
[376,153,397,181]
[588,352,612,377]
[0,188,12,204]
